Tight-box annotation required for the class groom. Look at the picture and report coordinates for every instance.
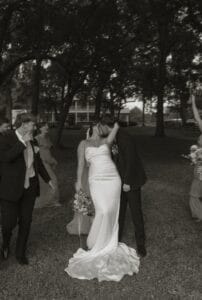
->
[0,117,10,179]
[100,116,147,257]
[0,113,53,265]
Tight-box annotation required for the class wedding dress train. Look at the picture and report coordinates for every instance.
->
[65,144,140,282]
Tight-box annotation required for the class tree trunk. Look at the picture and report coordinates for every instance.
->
[31,59,42,116]
[3,75,13,126]
[53,102,58,121]
[94,73,110,120]
[59,82,66,114]
[7,91,13,128]
[155,24,167,137]
[109,96,115,117]
[142,96,146,127]
[94,87,103,120]
[55,94,74,146]
[155,89,165,136]
[179,95,188,126]
[117,106,122,120]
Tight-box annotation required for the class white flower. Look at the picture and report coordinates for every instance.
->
[34,146,40,153]
[185,144,202,167]
[112,144,118,155]
[72,190,95,216]
[190,145,198,152]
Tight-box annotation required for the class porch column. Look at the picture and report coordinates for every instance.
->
[87,101,89,122]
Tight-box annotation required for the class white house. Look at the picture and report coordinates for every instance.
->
[67,99,130,125]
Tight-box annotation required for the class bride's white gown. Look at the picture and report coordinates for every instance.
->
[65,144,140,282]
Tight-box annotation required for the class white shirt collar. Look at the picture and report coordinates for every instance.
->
[15,129,22,139]
[15,129,26,146]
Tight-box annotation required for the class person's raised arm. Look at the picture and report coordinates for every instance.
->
[106,122,119,145]
[75,140,86,192]
[191,94,202,132]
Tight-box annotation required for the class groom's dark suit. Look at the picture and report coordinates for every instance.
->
[0,130,50,259]
[116,129,147,249]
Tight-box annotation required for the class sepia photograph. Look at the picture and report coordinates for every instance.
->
[0,0,201,299]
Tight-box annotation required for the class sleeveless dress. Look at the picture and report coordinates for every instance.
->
[65,144,140,282]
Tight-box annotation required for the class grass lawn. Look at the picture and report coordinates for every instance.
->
[0,127,202,300]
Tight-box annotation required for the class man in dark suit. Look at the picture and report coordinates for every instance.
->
[0,117,10,227]
[0,117,10,178]
[0,113,54,265]
[116,128,147,257]
[100,117,147,257]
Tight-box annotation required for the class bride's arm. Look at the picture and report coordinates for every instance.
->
[191,94,202,132]
[75,140,86,192]
[105,122,119,145]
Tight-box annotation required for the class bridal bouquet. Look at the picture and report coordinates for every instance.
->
[111,143,119,156]
[182,145,202,164]
[182,145,202,180]
[73,190,94,216]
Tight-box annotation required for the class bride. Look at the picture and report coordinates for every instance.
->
[65,121,140,282]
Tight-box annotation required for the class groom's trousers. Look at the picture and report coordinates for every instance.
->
[118,187,145,246]
[0,177,37,258]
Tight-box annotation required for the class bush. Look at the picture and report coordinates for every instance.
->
[118,121,128,127]
[164,119,182,128]
[128,121,138,127]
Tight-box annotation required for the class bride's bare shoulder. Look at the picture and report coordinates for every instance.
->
[77,140,88,152]
[78,139,85,147]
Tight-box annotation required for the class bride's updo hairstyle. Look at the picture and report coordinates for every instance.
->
[86,119,109,139]
[88,123,94,137]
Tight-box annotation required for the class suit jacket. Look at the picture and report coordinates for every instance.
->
[0,133,2,180]
[0,130,50,202]
[116,129,147,188]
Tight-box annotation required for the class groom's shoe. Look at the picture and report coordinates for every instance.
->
[1,246,9,260]
[16,256,29,265]
[137,244,147,257]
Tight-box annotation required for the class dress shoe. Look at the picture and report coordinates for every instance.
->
[137,244,147,257]
[16,256,29,265]
[1,247,9,260]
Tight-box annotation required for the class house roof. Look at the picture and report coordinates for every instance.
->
[120,107,130,114]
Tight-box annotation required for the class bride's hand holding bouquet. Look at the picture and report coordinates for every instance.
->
[75,180,82,193]
[73,182,94,216]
